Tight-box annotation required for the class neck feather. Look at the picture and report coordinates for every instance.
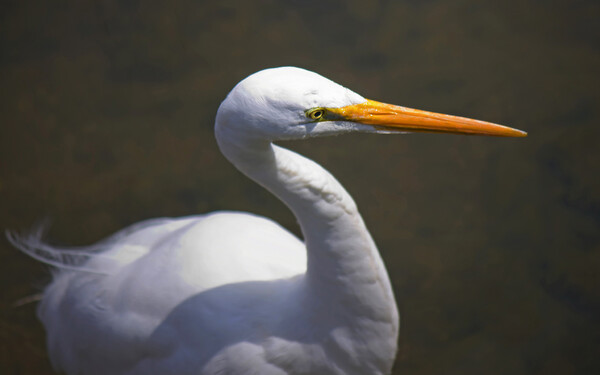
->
[215,125,397,322]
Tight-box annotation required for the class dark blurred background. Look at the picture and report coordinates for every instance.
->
[1,0,598,374]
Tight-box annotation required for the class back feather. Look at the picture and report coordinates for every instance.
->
[6,218,174,275]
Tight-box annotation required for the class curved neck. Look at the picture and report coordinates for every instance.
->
[215,126,397,322]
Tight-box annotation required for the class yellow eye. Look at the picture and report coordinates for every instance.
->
[307,108,325,121]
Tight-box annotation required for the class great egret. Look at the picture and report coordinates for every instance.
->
[9,67,526,375]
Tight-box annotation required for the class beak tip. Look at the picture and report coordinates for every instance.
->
[513,129,528,137]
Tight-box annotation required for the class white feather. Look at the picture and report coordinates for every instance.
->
[10,67,399,375]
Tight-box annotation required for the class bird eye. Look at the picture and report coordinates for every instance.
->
[307,108,325,121]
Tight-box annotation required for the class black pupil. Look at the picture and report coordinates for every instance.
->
[313,111,322,118]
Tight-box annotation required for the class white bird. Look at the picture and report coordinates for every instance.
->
[9,67,526,375]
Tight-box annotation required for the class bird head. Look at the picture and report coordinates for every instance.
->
[215,66,526,142]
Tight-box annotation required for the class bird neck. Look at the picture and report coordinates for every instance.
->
[215,128,397,323]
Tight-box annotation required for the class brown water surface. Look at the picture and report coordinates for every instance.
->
[1,1,599,374]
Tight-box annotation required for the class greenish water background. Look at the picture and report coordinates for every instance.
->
[1,1,598,374]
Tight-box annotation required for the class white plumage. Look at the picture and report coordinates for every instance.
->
[9,67,526,375]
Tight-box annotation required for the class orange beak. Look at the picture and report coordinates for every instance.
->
[330,99,527,137]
